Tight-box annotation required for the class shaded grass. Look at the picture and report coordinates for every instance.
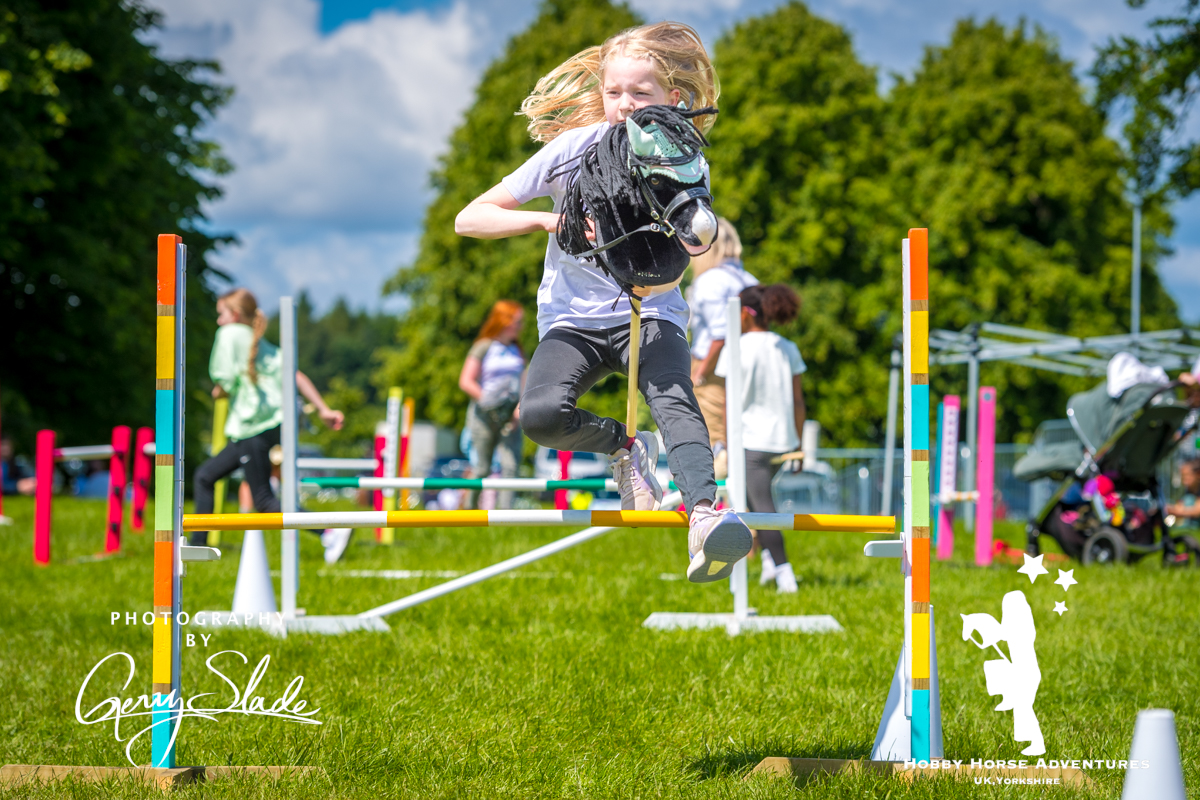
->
[0,496,1196,798]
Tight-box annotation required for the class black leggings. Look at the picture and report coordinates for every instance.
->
[747,449,787,564]
[190,425,281,546]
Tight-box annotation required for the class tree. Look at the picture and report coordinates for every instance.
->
[706,2,895,445]
[1094,0,1200,199]
[376,0,641,430]
[0,0,230,458]
[886,19,1180,439]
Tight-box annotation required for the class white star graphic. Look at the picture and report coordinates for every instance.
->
[1018,553,1049,583]
[1055,569,1078,592]
[1053,601,1068,616]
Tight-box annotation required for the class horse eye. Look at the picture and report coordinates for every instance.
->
[650,176,661,185]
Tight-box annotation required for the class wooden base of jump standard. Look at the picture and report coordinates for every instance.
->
[1,764,322,791]
[747,758,1094,788]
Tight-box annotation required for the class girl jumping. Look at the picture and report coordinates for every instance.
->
[454,23,751,582]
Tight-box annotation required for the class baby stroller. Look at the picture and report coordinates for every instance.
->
[1014,380,1199,565]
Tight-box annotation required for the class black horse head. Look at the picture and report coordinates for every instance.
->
[554,104,718,293]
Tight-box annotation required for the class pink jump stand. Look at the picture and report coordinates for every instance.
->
[937,395,961,561]
[104,425,131,555]
[34,430,55,565]
[373,433,385,540]
[975,387,997,566]
[555,450,573,510]
[131,427,154,532]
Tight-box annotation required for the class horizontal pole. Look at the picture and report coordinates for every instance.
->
[182,509,895,533]
[301,476,726,492]
[360,491,686,617]
[297,457,378,471]
[54,445,115,461]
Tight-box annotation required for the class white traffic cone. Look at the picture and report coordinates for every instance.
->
[231,530,277,614]
[1122,709,1186,800]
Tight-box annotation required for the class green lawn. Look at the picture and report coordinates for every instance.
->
[1,495,1195,798]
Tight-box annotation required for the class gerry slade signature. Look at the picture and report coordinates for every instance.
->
[75,651,320,766]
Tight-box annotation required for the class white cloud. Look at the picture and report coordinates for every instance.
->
[147,0,481,308]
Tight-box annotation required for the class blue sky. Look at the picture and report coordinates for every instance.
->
[148,0,1200,323]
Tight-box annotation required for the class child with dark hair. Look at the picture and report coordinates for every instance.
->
[716,283,806,592]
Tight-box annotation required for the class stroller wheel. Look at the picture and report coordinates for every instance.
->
[1082,526,1129,566]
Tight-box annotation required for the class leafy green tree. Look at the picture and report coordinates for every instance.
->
[1095,0,1200,199]
[376,0,641,430]
[887,19,1179,440]
[706,1,895,446]
[0,0,230,459]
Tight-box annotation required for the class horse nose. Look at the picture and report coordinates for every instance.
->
[691,206,717,246]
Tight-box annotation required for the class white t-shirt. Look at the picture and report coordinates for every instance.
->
[501,122,691,339]
[715,330,807,453]
[686,259,758,359]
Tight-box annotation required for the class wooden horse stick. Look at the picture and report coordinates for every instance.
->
[626,296,642,439]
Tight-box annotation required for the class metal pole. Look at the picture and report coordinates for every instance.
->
[881,345,901,515]
[1132,198,1142,338]
[964,343,979,533]
[725,297,749,619]
[280,297,298,618]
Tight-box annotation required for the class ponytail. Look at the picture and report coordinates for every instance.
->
[219,288,267,384]
[740,283,800,327]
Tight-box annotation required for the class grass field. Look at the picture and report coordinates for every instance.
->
[1,495,1196,798]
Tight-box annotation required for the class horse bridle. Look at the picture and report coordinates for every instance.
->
[576,176,713,260]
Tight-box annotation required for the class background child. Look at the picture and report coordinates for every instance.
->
[716,283,806,592]
[191,289,353,564]
[459,300,527,510]
[454,22,752,583]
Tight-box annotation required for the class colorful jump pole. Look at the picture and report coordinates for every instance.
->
[182,509,895,533]
[903,228,932,762]
[399,396,414,511]
[975,386,996,566]
[301,476,724,492]
[152,233,186,767]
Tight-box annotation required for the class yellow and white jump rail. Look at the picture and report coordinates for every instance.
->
[182,510,895,534]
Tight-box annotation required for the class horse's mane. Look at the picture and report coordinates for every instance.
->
[551,105,717,259]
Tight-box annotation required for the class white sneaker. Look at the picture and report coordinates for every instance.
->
[322,528,353,564]
[686,504,752,583]
[759,548,778,585]
[775,562,798,593]
[611,431,663,511]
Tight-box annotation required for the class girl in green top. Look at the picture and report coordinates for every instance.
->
[190,289,351,562]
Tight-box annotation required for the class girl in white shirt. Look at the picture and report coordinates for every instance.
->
[716,284,806,592]
[454,23,753,583]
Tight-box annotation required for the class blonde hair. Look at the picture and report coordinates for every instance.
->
[688,217,742,279]
[520,22,719,143]
[219,288,268,384]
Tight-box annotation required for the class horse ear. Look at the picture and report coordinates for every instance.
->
[626,117,658,158]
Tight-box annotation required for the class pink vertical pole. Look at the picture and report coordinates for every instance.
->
[104,426,131,554]
[373,433,385,540]
[131,427,153,532]
[975,387,997,566]
[937,395,960,560]
[34,429,55,565]
[555,450,573,510]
